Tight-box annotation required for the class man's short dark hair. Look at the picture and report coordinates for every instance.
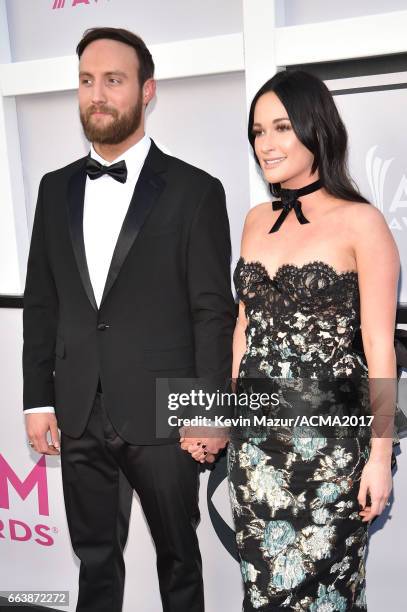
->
[76,27,155,86]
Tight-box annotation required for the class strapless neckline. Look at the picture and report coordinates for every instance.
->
[237,256,358,284]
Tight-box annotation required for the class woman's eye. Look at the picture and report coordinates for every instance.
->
[251,130,263,137]
[276,124,291,132]
[108,78,120,84]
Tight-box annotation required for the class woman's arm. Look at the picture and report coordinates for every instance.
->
[350,203,400,521]
[232,301,248,384]
[231,204,267,382]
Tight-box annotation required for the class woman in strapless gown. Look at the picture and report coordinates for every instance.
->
[227,70,400,611]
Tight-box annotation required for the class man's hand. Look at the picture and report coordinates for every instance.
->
[25,413,60,455]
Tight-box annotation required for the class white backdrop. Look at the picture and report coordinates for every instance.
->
[1,1,406,611]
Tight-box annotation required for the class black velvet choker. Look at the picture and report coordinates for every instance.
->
[269,178,323,233]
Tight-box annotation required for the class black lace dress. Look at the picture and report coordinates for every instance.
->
[227,257,374,611]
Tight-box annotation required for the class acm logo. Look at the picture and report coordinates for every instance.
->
[366,145,407,230]
[0,454,54,546]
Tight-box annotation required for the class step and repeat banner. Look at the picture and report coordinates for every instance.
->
[1,1,407,610]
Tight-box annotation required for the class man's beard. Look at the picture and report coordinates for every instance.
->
[80,97,143,145]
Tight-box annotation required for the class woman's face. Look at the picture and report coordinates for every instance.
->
[252,91,317,188]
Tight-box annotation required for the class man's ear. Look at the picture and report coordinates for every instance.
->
[143,78,156,107]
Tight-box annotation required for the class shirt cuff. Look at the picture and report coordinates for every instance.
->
[24,407,55,414]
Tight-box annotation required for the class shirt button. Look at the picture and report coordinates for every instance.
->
[97,322,109,331]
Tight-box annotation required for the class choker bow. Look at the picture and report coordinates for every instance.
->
[269,179,323,233]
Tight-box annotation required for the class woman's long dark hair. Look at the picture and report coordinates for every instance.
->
[248,70,369,203]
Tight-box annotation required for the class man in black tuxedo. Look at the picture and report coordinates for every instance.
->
[23,27,235,612]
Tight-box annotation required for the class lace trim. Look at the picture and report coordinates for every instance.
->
[237,256,358,284]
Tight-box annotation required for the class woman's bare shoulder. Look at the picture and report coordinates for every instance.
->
[244,202,272,226]
[341,200,388,231]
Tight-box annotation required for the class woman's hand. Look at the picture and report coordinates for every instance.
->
[357,457,393,522]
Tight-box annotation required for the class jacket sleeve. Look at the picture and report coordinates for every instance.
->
[23,175,58,409]
[187,177,236,383]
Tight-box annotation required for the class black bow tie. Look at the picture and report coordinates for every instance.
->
[269,179,323,233]
[85,157,128,183]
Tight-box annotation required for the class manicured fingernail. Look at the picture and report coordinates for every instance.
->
[197,442,201,446]
[202,444,207,449]
[203,451,207,455]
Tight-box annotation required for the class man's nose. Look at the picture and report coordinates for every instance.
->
[91,82,107,105]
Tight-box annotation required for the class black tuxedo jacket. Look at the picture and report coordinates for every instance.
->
[23,140,236,444]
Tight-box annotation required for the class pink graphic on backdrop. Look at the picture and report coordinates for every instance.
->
[0,519,54,546]
[52,0,108,8]
[0,454,49,516]
[9,519,31,541]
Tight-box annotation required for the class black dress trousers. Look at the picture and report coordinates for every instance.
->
[60,391,203,612]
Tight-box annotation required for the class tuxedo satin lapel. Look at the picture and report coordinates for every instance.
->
[99,142,167,308]
[67,162,98,312]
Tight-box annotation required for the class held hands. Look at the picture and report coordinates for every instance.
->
[25,413,60,455]
[179,427,229,464]
[357,457,393,522]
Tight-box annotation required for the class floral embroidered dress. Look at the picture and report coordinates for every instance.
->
[228,257,373,611]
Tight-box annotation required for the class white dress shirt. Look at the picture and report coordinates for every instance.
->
[25,135,151,414]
